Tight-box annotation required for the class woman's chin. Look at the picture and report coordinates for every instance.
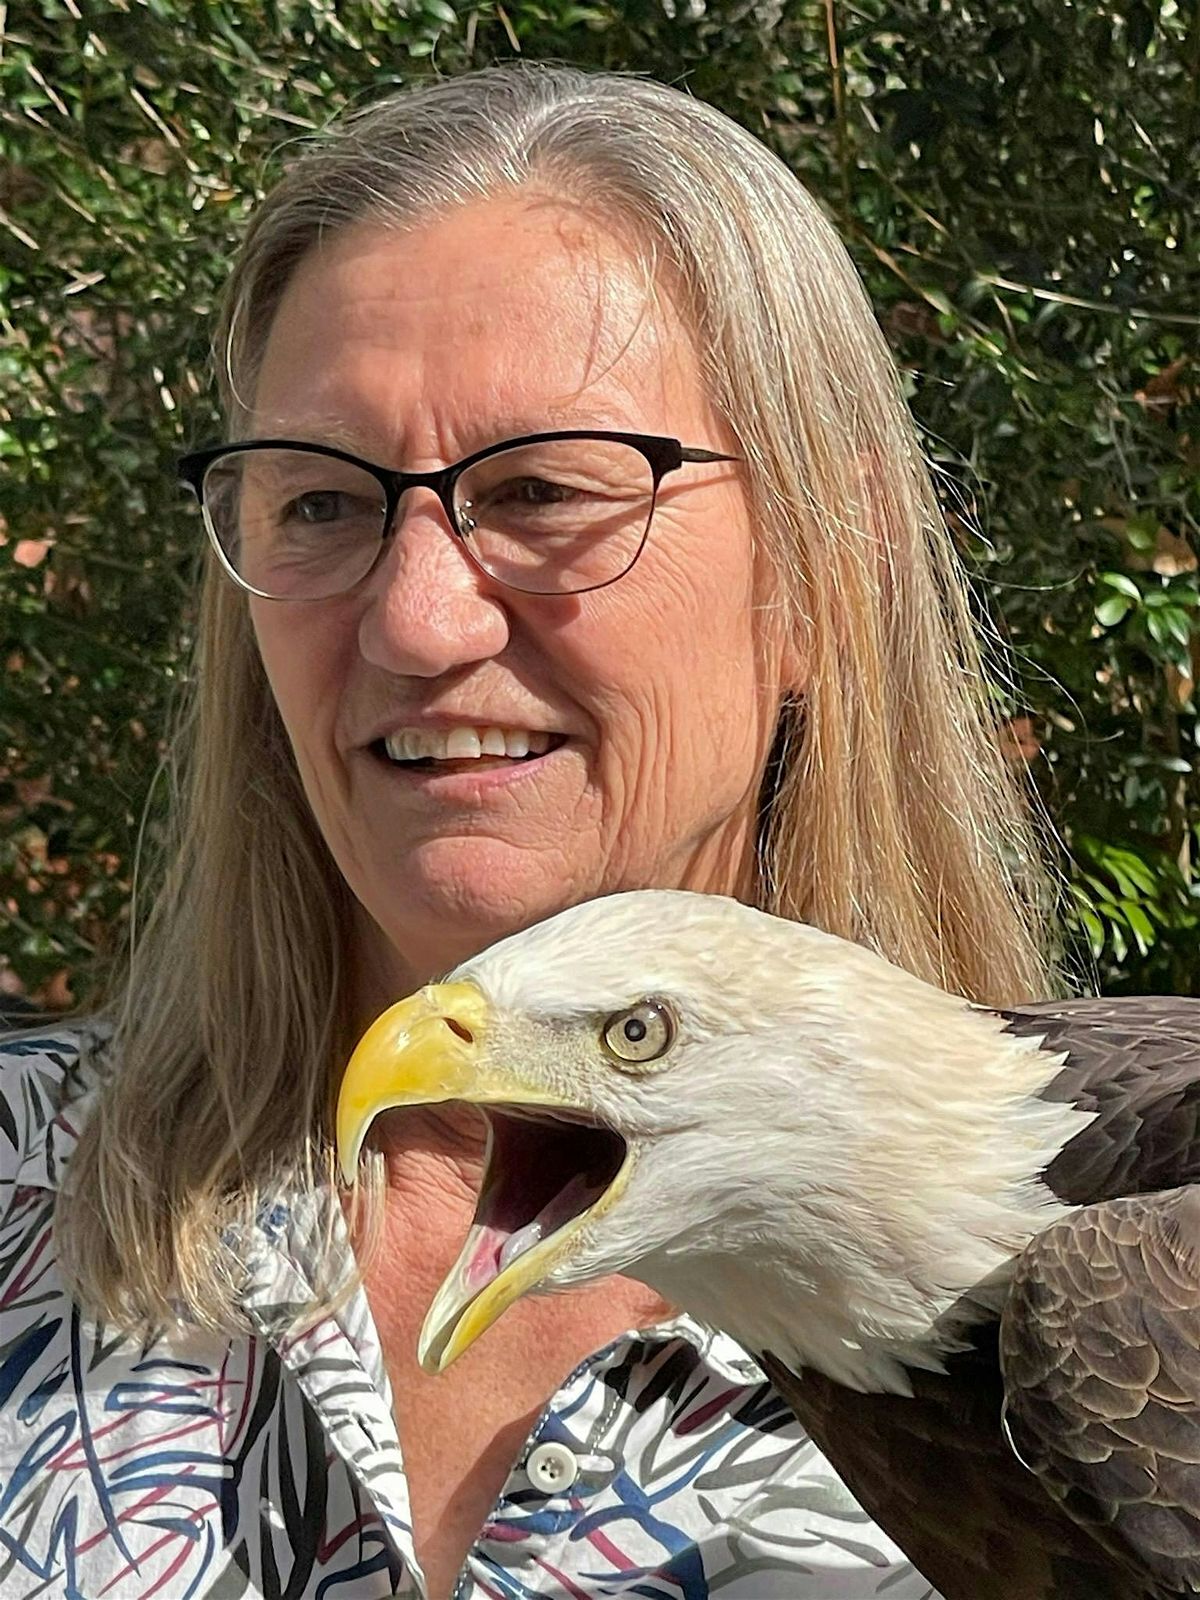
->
[355,849,599,986]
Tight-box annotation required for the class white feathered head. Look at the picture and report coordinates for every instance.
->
[337,891,1085,1393]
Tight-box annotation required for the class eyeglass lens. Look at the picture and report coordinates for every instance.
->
[201,439,658,599]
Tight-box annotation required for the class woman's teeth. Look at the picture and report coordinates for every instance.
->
[383,727,554,763]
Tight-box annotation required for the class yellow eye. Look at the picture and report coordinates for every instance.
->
[602,1000,676,1066]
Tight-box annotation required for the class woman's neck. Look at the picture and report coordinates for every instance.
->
[369,1099,489,1199]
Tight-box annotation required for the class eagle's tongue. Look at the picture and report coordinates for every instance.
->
[498,1222,543,1272]
[466,1170,607,1293]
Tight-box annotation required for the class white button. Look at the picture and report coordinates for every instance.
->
[526,1441,579,1493]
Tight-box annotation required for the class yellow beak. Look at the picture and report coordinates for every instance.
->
[336,981,633,1374]
[335,980,493,1184]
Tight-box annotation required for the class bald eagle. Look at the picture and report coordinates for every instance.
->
[337,890,1200,1600]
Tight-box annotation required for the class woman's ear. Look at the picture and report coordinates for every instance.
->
[770,594,808,699]
[779,629,807,698]
[754,538,809,697]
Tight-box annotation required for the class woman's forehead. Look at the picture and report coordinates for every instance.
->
[250,197,713,456]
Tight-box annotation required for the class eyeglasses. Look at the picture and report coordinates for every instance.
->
[177,429,740,601]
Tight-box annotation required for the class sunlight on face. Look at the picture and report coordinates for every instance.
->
[248,195,794,996]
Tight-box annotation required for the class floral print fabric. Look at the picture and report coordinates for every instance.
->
[0,1028,937,1599]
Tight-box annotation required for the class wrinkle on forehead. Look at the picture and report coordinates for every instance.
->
[482,194,670,407]
[249,195,698,460]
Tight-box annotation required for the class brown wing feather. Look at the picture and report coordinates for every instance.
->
[762,1339,1147,1600]
[1001,997,1200,1202]
[1002,1186,1200,1596]
[759,998,1200,1600]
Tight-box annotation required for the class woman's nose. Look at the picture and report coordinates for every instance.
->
[356,491,511,677]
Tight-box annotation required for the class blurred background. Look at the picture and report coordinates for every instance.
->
[1,0,1197,1012]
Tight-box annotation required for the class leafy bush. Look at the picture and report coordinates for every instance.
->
[2,0,1197,1006]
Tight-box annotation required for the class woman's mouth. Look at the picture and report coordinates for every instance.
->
[371,725,568,774]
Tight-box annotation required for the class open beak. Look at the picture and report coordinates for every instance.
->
[336,982,632,1375]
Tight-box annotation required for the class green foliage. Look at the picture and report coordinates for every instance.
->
[2,0,1197,1005]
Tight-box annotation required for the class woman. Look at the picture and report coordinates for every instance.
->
[0,64,1052,1599]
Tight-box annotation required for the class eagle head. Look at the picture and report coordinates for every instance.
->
[336,891,1086,1393]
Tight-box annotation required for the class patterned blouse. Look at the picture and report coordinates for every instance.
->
[0,1026,938,1599]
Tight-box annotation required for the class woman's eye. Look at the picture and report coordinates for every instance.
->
[602,999,677,1066]
[283,490,353,524]
[495,476,576,507]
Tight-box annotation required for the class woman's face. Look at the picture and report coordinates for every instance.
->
[249,196,796,993]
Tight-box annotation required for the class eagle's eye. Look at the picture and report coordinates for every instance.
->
[602,999,677,1067]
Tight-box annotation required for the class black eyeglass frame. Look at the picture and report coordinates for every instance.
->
[177,428,741,600]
